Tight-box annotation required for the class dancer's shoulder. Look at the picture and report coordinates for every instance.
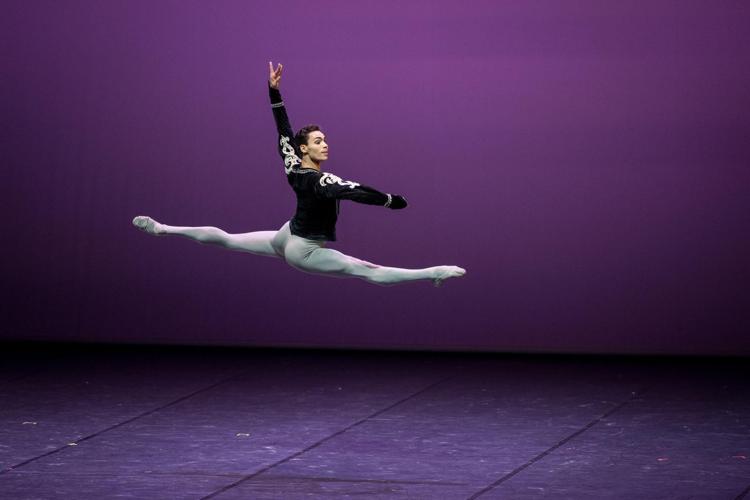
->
[287,167,321,189]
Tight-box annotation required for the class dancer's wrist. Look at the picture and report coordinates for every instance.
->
[386,194,408,210]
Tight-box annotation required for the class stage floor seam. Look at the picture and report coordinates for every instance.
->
[200,375,457,499]
[467,382,657,498]
[0,366,253,475]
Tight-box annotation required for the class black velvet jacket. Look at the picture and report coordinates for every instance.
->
[269,85,391,241]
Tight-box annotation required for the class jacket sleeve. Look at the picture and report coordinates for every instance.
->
[269,85,302,175]
[314,173,393,207]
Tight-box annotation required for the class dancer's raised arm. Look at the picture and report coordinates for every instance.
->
[268,61,301,174]
[133,62,464,287]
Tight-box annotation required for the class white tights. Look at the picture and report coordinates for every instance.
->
[160,220,451,286]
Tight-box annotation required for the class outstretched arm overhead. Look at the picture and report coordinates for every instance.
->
[268,61,407,210]
[268,61,301,174]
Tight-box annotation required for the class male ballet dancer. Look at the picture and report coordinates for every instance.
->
[133,62,465,286]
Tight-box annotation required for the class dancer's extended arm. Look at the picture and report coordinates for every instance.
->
[314,173,408,209]
[268,62,301,174]
[268,61,406,209]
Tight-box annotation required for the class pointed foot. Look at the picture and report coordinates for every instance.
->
[132,215,165,235]
[433,266,466,287]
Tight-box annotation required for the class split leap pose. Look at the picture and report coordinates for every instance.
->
[132,62,466,286]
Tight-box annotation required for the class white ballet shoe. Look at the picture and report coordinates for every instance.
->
[132,215,165,235]
[433,266,466,287]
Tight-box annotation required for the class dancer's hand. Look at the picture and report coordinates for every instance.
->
[388,195,408,210]
[269,61,283,89]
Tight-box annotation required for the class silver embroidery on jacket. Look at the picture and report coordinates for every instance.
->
[319,173,360,189]
[279,136,301,174]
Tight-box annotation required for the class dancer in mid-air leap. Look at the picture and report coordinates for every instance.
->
[133,62,466,286]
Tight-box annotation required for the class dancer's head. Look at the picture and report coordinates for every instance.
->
[295,124,328,163]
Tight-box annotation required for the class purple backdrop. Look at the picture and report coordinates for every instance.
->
[2,1,749,355]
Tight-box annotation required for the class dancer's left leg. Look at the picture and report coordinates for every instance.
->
[283,235,465,287]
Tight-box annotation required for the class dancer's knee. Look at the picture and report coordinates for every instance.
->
[342,259,394,285]
[200,227,230,245]
[345,257,385,279]
[362,267,397,286]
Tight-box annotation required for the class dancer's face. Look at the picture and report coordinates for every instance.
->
[301,131,328,162]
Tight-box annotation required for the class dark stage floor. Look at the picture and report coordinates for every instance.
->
[0,343,748,499]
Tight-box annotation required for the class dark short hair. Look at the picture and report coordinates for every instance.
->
[295,124,321,148]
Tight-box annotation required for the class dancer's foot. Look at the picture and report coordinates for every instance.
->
[433,266,466,287]
[132,215,165,235]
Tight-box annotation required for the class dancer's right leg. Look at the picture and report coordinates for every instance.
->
[132,216,278,257]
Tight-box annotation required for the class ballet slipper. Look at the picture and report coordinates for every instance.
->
[132,216,165,235]
[433,266,466,287]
